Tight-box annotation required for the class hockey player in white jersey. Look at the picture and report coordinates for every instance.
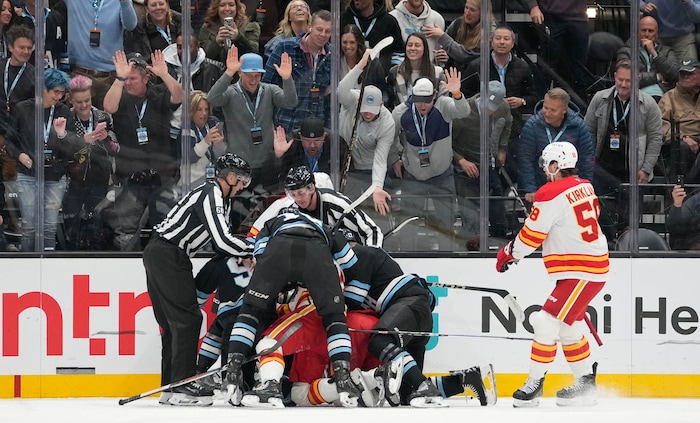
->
[495,141,609,408]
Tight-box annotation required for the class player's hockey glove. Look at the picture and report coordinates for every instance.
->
[496,241,518,273]
[331,360,365,407]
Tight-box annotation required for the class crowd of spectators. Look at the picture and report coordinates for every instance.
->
[2,0,700,252]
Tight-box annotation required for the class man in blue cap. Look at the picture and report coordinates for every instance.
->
[208,45,298,230]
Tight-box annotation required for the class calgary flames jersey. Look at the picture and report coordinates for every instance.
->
[512,176,610,282]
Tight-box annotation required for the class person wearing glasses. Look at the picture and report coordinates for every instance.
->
[103,49,183,251]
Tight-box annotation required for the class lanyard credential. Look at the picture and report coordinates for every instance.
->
[545,124,567,144]
[411,103,427,146]
[612,90,630,131]
[4,61,26,110]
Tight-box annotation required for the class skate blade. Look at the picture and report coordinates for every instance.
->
[241,395,284,408]
[338,392,359,408]
[513,397,541,408]
[483,363,497,406]
[409,396,448,408]
[168,393,213,406]
[225,385,242,406]
[556,395,597,407]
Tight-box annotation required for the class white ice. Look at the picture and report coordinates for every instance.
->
[2,396,699,423]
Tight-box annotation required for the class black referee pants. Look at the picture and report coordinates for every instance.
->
[143,236,202,385]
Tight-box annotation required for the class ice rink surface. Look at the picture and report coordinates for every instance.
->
[2,396,699,423]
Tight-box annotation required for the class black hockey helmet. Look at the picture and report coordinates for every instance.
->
[338,228,361,245]
[284,165,315,191]
[216,153,252,187]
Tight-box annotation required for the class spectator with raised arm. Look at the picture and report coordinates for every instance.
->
[392,68,470,250]
[668,182,700,250]
[208,46,296,229]
[103,50,182,251]
[338,48,397,216]
[262,9,331,132]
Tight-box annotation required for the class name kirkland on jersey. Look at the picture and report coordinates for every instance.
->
[565,185,595,204]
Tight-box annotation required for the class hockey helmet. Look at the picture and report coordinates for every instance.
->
[216,153,252,187]
[539,141,578,172]
[285,165,315,191]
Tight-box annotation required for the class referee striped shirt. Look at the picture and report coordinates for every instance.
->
[248,188,384,247]
[155,182,252,257]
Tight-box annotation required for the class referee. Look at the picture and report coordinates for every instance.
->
[143,153,253,406]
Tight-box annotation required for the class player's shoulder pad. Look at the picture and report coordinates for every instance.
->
[534,176,583,203]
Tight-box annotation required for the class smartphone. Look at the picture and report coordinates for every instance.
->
[677,174,685,187]
[215,121,224,133]
[224,17,234,28]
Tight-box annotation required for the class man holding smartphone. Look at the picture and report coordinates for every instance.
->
[207,45,297,231]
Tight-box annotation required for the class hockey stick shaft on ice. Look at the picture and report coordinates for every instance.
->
[349,327,532,341]
[428,282,525,323]
[118,321,302,405]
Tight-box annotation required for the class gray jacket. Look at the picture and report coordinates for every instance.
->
[207,74,297,169]
[585,86,662,178]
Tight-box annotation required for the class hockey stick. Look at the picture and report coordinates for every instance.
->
[383,216,419,239]
[584,314,603,346]
[339,36,394,192]
[349,327,532,341]
[117,321,302,405]
[331,184,377,233]
[497,161,529,213]
[428,282,525,323]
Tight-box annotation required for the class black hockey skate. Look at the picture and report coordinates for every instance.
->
[169,381,214,406]
[223,352,245,406]
[375,357,404,406]
[556,362,598,407]
[407,379,446,408]
[450,364,497,406]
[331,360,364,408]
[351,368,381,407]
[512,375,545,408]
[241,379,284,408]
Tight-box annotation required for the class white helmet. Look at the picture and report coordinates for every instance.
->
[539,141,578,172]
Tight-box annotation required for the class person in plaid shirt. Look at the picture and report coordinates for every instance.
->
[262,9,331,133]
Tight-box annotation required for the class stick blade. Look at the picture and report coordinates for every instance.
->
[370,36,394,60]
[503,294,525,323]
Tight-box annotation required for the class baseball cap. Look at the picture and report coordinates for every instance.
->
[127,52,149,69]
[300,117,325,139]
[486,80,506,112]
[679,59,700,72]
[239,53,266,73]
[360,85,382,114]
[412,78,435,103]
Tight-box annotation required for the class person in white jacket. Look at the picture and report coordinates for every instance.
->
[390,0,445,63]
[338,48,398,215]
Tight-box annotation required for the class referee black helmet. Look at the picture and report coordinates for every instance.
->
[285,165,315,191]
[216,153,252,187]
